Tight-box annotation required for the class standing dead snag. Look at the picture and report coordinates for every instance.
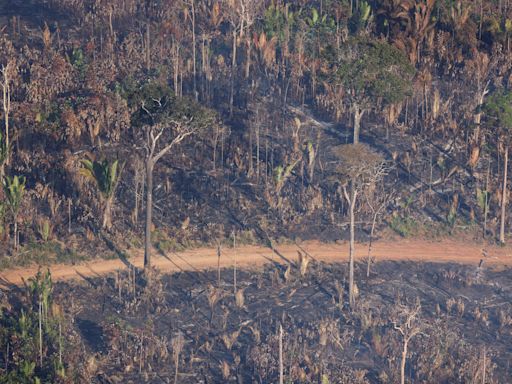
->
[137,95,217,270]
[364,189,395,277]
[329,143,387,307]
[392,300,424,384]
[134,92,217,270]
[1,62,13,170]
[142,117,195,269]
[171,332,185,384]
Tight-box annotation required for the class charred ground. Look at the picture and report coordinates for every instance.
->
[2,259,511,383]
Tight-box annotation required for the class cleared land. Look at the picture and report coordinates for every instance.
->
[1,238,510,288]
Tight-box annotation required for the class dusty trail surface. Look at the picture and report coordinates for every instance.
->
[1,239,511,287]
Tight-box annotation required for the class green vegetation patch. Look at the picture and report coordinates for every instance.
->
[0,242,87,271]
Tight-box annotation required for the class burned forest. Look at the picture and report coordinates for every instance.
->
[1,0,512,383]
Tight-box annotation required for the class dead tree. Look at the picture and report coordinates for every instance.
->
[1,63,12,166]
[225,0,263,117]
[141,102,197,270]
[139,96,215,270]
[131,154,145,225]
[392,300,424,384]
[330,143,387,307]
[500,143,508,244]
[183,0,198,100]
[364,189,395,277]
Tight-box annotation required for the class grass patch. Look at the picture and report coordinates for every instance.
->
[153,229,187,253]
[0,241,88,270]
[389,215,419,238]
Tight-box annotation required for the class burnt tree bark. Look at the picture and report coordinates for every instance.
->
[500,146,508,244]
[141,112,196,270]
[343,184,358,307]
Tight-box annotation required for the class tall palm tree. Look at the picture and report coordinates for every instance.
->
[80,158,123,230]
[2,175,26,250]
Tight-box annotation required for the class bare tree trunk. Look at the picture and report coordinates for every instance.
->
[144,160,154,268]
[479,0,483,40]
[500,146,508,244]
[102,197,113,229]
[233,231,237,294]
[1,65,10,165]
[134,164,140,224]
[108,8,114,39]
[146,22,151,72]
[481,346,486,384]
[400,338,408,384]
[13,217,17,251]
[279,324,284,384]
[343,184,358,308]
[256,119,260,182]
[348,185,356,307]
[173,42,180,96]
[248,121,253,176]
[39,298,43,367]
[191,0,197,100]
[68,199,72,233]
[230,27,237,118]
[353,105,364,145]
[367,212,377,277]
[484,157,490,237]
[213,125,219,171]
[245,37,251,79]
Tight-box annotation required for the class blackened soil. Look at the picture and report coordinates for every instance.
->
[55,260,512,383]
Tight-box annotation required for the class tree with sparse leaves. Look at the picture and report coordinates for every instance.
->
[392,299,425,384]
[135,89,217,270]
[329,143,387,307]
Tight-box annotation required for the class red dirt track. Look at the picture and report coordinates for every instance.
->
[1,239,511,288]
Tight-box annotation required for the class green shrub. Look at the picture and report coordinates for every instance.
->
[0,270,67,383]
[0,242,87,270]
[389,215,418,237]
[153,230,185,253]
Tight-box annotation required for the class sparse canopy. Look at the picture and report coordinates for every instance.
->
[328,143,387,307]
[329,143,387,188]
[135,87,218,132]
[137,91,217,270]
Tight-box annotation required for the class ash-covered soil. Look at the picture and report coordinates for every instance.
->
[47,259,512,383]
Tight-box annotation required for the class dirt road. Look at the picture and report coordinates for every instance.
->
[1,239,511,288]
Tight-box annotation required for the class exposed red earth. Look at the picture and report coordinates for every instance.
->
[1,238,510,288]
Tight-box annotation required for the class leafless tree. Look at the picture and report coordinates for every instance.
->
[1,62,13,166]
[183,0,198,100]
[330,143,387,307]
[500,140,508,245]
[392,299,425,384]
[364,189,395,277]
[141,104,197,270]
[224,0,264,116]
